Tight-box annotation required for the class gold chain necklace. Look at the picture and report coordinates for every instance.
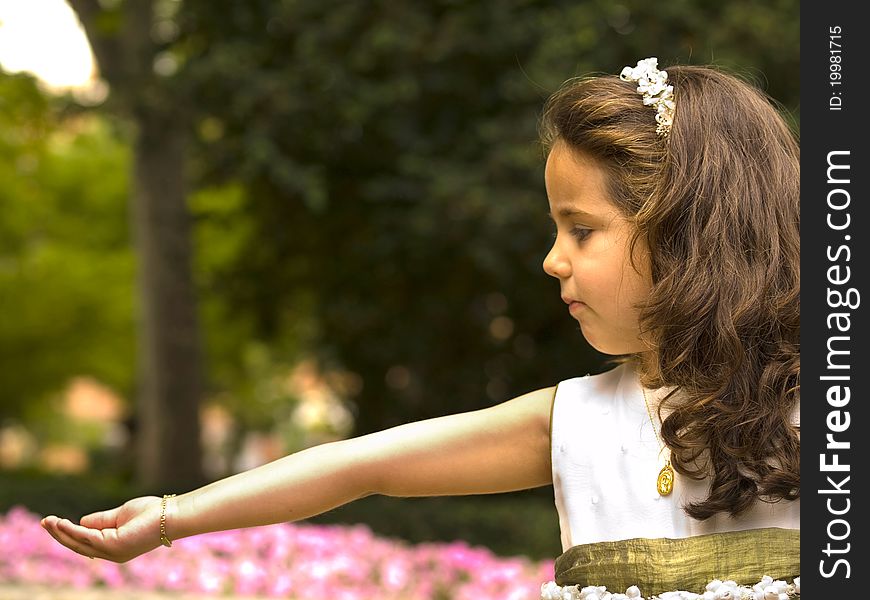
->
[641,385,675,496]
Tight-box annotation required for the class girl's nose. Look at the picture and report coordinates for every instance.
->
[543,243,571,279]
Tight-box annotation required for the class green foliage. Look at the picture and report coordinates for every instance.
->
[0,469,136,522]
[0,71,135,421]
[1,0,799,557]
[174,0,800,433]
[190,183,313,433]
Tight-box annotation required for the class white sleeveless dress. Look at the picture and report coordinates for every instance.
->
[549,361,800,551]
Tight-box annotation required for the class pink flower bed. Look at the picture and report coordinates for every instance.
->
[1,506,555,599]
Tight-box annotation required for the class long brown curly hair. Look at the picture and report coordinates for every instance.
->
[539,63,800,519]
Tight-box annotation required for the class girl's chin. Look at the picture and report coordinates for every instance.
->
[579,328,646,356]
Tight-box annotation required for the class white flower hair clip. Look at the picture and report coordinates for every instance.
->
[619,57,676,137]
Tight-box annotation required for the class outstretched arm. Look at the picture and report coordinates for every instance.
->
[42,385,555,562]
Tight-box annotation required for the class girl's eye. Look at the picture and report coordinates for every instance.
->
[571,227,592,242]
[551,227,593,242]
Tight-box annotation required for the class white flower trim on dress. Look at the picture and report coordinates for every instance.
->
[618,57,676,137]
[540,575,800,600]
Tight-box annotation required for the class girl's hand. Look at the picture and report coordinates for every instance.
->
[41,496,166,563]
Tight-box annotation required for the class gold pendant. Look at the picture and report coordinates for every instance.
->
[657,460,674,496]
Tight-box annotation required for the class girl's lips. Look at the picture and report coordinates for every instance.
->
[568,301,587,313]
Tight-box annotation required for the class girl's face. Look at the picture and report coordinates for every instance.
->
[543,140,653,355]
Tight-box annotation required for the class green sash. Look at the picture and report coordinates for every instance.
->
[554,528,799,596]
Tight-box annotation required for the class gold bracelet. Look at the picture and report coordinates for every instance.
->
[159,494,176,547]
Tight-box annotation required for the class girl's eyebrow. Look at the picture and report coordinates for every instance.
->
[547,207,599,220]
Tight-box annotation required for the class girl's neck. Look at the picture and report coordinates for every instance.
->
[630,351,661,383]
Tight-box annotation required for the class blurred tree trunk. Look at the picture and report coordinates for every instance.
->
[69,0,203,489]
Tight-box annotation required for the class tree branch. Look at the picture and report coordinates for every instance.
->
[66,0,124,85]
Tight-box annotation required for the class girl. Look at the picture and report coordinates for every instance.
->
[41,58,800,599]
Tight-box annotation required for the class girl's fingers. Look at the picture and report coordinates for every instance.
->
[80,506,122,529]
[45,518,104,560]
[56,517,110,548]
[42,517,64,545]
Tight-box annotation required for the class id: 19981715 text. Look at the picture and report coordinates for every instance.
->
[829,26,843,111]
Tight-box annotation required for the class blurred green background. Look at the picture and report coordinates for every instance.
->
[0,0,798,561]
